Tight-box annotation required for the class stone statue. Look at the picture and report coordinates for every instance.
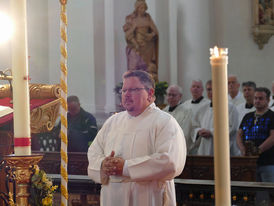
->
[123,0,159,82]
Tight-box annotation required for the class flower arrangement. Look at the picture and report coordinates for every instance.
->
[114,82,123,95]
[30,165,58,206]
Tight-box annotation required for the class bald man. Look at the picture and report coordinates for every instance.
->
[228,75,245,106]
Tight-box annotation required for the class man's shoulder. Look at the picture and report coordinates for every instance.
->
[236,102,245,110]
[183,99,192,105]
[81,108,96,120]
[266,109,274,116]
[242,111,255,120]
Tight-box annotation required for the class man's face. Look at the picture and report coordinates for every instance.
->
[243,86,255,103]
[228,76,240,95]
[167,87,182,107]
[121,76,153,116]
[254,91,269,111]
[190,81,203,100]
[206,83,212,100]
[68,101,81,117]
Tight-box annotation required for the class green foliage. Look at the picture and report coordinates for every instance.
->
[155,81,168,97]
[30,165,58,206]
[114,82,123,94]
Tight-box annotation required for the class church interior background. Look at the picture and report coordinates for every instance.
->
[1,0,274,126]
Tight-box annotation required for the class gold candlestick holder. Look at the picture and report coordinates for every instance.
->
[4,154,43,206]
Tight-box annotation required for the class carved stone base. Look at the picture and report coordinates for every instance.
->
[4,154,43,206]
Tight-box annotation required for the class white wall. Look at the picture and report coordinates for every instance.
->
[1,0,274,120]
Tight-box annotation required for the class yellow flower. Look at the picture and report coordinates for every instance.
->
[33,165,40,175]
[51,185,58,192]
[42,173,48,183]
[42,196,52,206]
[46,180,53,188]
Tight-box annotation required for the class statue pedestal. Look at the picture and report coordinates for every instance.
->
[4,154,43,206]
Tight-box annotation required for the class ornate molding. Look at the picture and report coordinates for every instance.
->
[29,84,61,99]
[0,84,11,99]
[30,98,60,133]
[252,30,273,49]
[0,84,61,99]
[4,154,43,205]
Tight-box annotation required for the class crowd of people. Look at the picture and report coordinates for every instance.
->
[163,76,274,158]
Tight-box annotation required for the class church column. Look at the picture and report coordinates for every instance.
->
[90,0,96,112]
[169,0,178,85]
[104,0,116,113]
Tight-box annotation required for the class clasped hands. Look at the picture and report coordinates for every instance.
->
[101,151,125,176]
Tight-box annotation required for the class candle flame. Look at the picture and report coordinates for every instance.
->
[213,46,219,57]
[210,46,228,57]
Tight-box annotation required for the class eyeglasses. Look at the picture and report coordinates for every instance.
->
[121,87,147,94]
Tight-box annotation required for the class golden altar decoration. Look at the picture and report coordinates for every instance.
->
[0,83,61,134]
[0,83,61,206]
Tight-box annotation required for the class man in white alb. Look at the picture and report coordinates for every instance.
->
[163,85,192,153]
[193,80,239,156]
[87,70,186,206]
[228,75,245,106]
[236,81,256,126]
[183,79,210,116]
[183,80,210,154]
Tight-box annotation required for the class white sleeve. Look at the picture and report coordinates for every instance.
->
[87,118,111,183]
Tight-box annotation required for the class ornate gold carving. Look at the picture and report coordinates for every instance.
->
[0,84,61,99]
[30,98,60,133]
[0,84,11,98]
[4,154,43,206]
[0,84,61,133]
[252,30,272,49]
[29,84,61,99]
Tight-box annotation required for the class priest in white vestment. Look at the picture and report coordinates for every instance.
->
[182,80,210,154]
[87,70,186,206]
[163,85,192,154]
[183,79,210,116]
[228,75,245,106]
[192,80,239,156]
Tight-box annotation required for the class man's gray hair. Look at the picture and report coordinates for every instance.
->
[228,74,239,83]
[166,85,183,95]
[191,79,204,88]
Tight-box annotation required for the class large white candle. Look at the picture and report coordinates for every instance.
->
[11,0,31,155]
[210,46,231,206]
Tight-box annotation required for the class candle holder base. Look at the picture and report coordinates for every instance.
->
[4,154,43,206]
